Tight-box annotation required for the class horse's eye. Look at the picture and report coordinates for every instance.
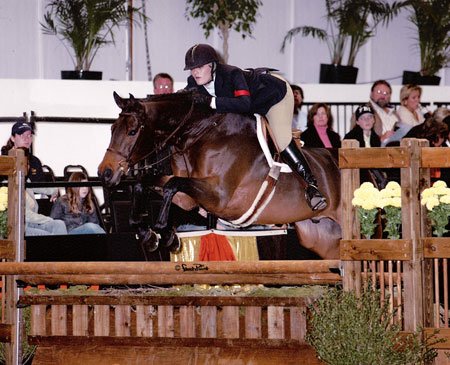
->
[128,129,137,136]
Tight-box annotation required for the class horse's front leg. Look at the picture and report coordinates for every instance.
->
[155,176,219,231]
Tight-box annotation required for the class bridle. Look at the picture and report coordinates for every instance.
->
[106,101,198,174]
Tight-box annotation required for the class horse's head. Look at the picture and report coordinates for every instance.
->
[98,92,156,186]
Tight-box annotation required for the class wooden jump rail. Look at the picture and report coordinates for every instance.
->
[0,260,341,286]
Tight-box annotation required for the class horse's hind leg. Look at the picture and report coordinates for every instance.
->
[294,218,341,259]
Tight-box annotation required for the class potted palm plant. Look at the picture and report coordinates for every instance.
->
[401,0,450,85]
[41,0,146,80]
[281,0,403,84]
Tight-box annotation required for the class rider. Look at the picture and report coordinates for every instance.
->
[183,43,327,211]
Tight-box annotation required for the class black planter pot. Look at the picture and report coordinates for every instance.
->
[61,70,103,80]
[319,64,358,84]
[402,71,440,86]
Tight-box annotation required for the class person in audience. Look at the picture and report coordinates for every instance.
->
[397,84,427,127]
[301,103,341,148]
[350,80,399,144]
[345,105,386,187]
[2,120,48,182]
[153,73,174,95]
[291,84,307,132]
[183,43,326,211]
[344,104,381,147]
[402,116,448,147]
[17,147,67,236]
[51,172,105,234]
[432,107,450,125]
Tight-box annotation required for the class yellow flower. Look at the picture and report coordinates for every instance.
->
[433,180,447,189]
[391,197,401,208]
[421,189,436,199]
[0,187,7,212]
[425,196,440,211]
[440,195,450,204]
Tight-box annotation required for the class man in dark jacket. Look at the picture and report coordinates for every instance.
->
[183,43,327,211]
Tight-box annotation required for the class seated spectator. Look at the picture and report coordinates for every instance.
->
[402,116,448,147]
[301,103,341,148]
[291,84,307,132]
[153,72,174,95]
[17,147,67,236]
[344,104,381,147]
[51,172,106,235]
[397,84,427,127]
[2,120,48,182]
[433,107,450,125]
[351,80,400,144]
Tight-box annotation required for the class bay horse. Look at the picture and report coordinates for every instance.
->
[98,91,342,259]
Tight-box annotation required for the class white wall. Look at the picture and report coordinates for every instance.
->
[0,0,448,85]
[0,79,448,179]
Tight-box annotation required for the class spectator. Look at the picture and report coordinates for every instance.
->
[183,43,326,211]
[51,172,105,235]
[153,73,174,94]
[18,147,67,236]
[291,84,307,132]
[397,84,427,127]
[402,116,448,147]
[351,80,400,144]
[2,120,47,182]
[301,103,341,148]
[344,105,385,187]
[344,104,381,147]
[432,107,450,125]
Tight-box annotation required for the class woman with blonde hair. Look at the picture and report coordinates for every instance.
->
[397,84,426,127]
[51,172,105,234]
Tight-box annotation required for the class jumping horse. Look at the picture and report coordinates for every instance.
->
[98,91,342,259]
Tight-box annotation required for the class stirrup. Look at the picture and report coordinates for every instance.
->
[305,185,328,211]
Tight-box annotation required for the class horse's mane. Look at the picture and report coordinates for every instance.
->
[142,91,219,140]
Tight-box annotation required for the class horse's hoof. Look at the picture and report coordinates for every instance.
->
[168,235,182,254]
[161,229,176,248]
[139,229,160,257]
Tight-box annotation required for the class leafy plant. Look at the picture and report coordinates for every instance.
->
[41,0,147,71]
[403,0,450,76]
[306,286,440,365]
[281,0,403,66]
[185,0,262,63]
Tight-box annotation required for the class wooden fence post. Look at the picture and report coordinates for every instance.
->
[340,139,361,292]
[401,138,426,331]
[5,149,27,365]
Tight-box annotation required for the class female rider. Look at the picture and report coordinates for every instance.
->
[184,43,327,211]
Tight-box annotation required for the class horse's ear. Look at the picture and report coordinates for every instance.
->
[113,91,126,109]
[129,93,136,101]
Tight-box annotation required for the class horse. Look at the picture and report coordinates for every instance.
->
[98,91,342,259]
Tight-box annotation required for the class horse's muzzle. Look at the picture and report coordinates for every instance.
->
[98,167,120,187]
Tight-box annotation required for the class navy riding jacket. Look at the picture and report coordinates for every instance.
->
[186,63,287,115]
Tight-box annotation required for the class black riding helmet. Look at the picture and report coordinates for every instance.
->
[184,44,219,70]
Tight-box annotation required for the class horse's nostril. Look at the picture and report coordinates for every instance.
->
[99,168,112,181]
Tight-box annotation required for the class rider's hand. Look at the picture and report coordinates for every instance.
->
[192,92,212,106]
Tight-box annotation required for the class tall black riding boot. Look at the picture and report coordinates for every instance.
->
[280,141,328,211]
